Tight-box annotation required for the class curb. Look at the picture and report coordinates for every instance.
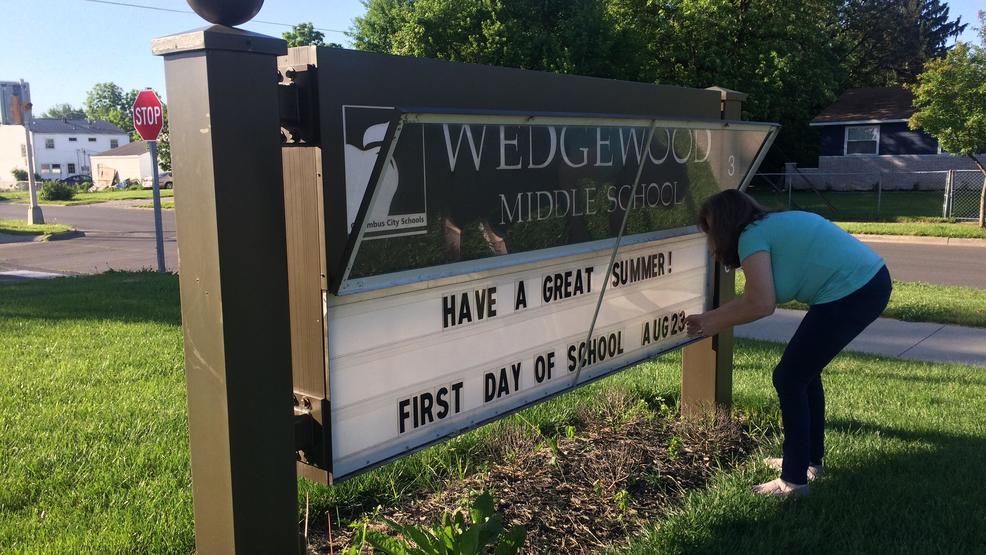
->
[853,234,986,248]
[38,230,84,242]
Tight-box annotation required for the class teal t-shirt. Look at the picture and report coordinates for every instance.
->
[738,211,885,305]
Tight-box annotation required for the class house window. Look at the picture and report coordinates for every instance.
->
[88,137,97,142]
[68,163,76,174]
[845,125,879,155]
[110,139,119,149]
[69,137,77,142]
[20,144,26,157]
[45,138,55,149]
[41,164,62,175]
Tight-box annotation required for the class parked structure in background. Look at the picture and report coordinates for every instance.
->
[89,141,161,189]
[0,119,129,187]
[786,87,982,191]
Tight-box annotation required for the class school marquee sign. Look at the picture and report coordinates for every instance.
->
[281,49,777,479]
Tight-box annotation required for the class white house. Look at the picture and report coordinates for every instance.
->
[0,118,130,187]
[89,142,155,188]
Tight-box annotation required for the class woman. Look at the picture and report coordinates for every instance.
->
[684,190,891,497]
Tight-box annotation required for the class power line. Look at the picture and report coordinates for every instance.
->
[80,0,347,34]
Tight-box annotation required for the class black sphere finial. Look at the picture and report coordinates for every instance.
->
[186,0,264,27]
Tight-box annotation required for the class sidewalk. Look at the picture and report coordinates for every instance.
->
[735,308,986,367]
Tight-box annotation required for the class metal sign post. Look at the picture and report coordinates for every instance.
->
[147,139,165,273]
[132,89,166,273]
[153,6,299,554]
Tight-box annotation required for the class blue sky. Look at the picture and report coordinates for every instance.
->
[0,0,982,114]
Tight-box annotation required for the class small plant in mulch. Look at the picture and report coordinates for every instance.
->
[314,406,756,554]
[347,491,526,555]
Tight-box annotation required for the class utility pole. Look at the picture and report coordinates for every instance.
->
[21,79,44,225]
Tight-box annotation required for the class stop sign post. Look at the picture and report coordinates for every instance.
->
[132,89,166,273]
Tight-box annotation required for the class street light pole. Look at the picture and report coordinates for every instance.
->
[22,93,44,225]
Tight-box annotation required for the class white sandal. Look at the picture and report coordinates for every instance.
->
[763,457,824,481]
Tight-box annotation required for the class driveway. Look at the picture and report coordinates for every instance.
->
[0,201,177,277]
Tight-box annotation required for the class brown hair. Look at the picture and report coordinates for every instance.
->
[697,189,770,268]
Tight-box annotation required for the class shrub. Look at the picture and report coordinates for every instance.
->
[123,179,143,191]
[11,168,28,181]
[39,181,75,201]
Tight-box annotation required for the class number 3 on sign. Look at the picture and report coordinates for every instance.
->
[728,155,735,176]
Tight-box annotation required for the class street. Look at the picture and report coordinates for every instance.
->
[861,239,986,289]
[1,201,984,290]
[0,201,177,277]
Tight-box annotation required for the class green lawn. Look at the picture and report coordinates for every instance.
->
[837,220,986,239]
[735,271,986,328]
[749,190,943,221]
[0,219,74,236]
[0,189,174,206]
[618,340,986,554]
[1,273,984,553]
[747,190,986,239]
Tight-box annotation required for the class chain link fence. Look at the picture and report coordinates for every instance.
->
[748,171,950,221]
[945,170,986,221]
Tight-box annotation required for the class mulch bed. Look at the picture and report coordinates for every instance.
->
[308,405,756,553]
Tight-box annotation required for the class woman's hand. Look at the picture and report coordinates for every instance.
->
[685,313,715,337]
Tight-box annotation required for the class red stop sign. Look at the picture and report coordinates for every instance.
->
[132,89,164,141]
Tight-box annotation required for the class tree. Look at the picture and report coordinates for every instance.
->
[83,82,171,171]
[284,22,325,47]
[351,0,847,165]
[42,103,86,120]
[84,82,130,132]
[839,0,966,87]
[910,12,986,227]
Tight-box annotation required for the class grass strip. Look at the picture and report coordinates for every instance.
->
[735,271,986,328]
[1,273,984,553]
[837,220,986,239]
[0,219,74,236]
[0,190,174,206]
[135,201,175,210]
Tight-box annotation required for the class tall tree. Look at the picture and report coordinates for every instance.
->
[910,12,986,227]
[83,82,171,170]
[284,22,342,48]
[84,82,131,132]
[351,0,847,165]
[920,0,968,59]
[840,0,966,86]
[42,103,86,120]
[352,0,622,77]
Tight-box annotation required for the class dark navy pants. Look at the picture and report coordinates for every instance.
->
[775,266,892,485]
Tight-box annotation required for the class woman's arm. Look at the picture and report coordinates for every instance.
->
[685,251,777,337]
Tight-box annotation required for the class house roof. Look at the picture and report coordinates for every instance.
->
[92,141,147,157]
[811,87,916,125]
[29,118,127,135]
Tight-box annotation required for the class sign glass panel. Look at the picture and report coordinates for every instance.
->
[338,113,775,294]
